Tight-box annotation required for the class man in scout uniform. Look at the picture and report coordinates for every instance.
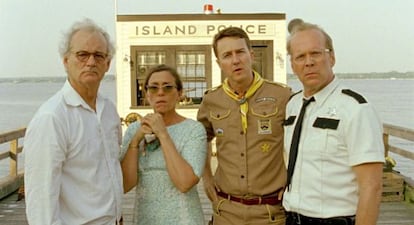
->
[197,27,291,225]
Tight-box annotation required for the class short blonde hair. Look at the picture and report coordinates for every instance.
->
[286,18,334,55]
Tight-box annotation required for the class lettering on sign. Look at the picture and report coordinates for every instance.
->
[134,24,269,37]
[137,25,197,35]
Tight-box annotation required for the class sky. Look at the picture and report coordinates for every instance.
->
[1,0,413,78]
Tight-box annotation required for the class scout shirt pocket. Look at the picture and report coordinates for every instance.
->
[313,117,339,130]
[250,100,279,118]
[250,100,280,135]
[209,109,231,138]
[309,117,342,154]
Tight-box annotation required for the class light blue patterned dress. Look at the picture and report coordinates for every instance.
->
[120,119,207,225]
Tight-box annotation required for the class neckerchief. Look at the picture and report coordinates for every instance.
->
[222,71,264,133]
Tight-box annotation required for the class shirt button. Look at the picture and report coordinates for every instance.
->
[240,131,244,135]
[241,153,244,157]
[241,175,245,179]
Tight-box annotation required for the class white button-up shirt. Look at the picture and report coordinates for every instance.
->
[24,80,123,225]
[283,77,384,218]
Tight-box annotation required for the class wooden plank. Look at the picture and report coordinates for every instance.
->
[0,189,28,225]
[0,147,23,161]
[383,123,414,142]
[0,128,26,144]
[1,184,414,225]
[0,173,24,200]
[10,140,18,176]
[377,202,414,225]
[382,172,405,202]
[383,133,390,156]
[0,151,10,161]
[389,145,414,161]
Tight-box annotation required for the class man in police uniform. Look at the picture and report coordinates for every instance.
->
[197,27,291,225]
[283,19,384,225]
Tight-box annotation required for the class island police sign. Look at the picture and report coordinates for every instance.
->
[129,21,276,38]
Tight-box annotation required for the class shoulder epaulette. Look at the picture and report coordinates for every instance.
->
[204,84,222,95]
[264,79,288,88]
[341,89,367,104]
[289,90,302,101]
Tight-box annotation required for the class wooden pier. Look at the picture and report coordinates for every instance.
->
[1,124,414,225]
[1,183,414,225]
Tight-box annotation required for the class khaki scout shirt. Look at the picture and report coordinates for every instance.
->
[197,80,291,197]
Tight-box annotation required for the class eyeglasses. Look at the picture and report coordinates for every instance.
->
[146,84,177,94]
[291,49,331,65]
[72,51,109,63]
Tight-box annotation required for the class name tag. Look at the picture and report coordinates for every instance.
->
[313,117,340,130]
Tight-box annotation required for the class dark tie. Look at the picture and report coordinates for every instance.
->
[286,97,315,191]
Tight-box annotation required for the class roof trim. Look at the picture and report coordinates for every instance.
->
[117,13,286,22]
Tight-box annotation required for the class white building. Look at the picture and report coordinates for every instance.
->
[115,13,287,121]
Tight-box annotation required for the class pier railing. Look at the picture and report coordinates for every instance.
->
[383,123,414,185]
[0,128,25,199]
[383,123,414,160]
[0,124,413,199]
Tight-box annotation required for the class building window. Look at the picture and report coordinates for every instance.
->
[135,51,166,106]
[176,51,207,105]
[131,45,211,107]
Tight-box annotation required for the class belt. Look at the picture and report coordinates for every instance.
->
[216,190,281,205]
[286,212,355,225]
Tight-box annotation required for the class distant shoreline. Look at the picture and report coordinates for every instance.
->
[0,75,116,83]
[288,71,414,80]
[0,72,413,83]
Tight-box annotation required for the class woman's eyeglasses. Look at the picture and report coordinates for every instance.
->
[146,85,177,94]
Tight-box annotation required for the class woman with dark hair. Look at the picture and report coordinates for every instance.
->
[120,64,207,225]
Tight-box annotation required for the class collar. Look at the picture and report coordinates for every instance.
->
[304,76,339,106]
[62,79,103,113]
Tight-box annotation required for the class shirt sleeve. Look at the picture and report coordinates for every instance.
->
[119,122,140,160]
[24,112,66,225]
[196,99,215,142]
[346,103,385,165]
[179,121,207,178]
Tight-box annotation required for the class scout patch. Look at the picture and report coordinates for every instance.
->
[215,128,224,137]
[261,143,271,153]
[258,119,272,134]
[255,97,276,103]
[327,107,337,116]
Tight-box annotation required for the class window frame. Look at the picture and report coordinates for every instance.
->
[129,45,212,108]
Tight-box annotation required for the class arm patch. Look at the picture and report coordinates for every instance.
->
[341,89,367,104]
[283,116,296,126]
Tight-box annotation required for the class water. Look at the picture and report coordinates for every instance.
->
[288,78,414,181]
[0,80,116,132]
[287,79,414,129]
[0,78,413,179]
